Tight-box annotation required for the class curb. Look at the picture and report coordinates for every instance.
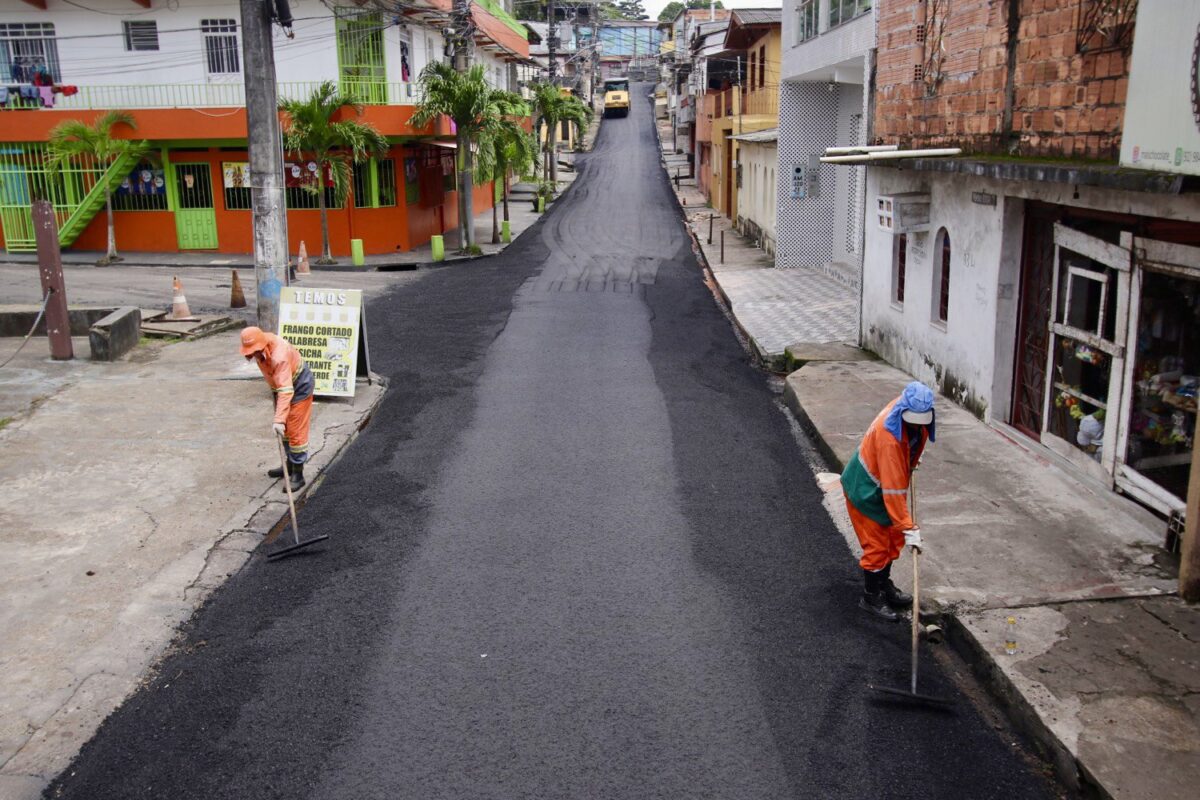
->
[781,368,1100,799]
[256,374,388,545]
[941,614,1093,798]
[652,119,773,372]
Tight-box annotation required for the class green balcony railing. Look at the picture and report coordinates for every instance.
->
[0,81,421,112]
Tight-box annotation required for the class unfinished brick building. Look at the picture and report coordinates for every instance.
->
[844,0,1200,522]
[873,0,1133,160]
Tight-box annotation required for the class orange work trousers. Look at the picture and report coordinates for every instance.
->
[285,395,313,465]
[846,499,905,571]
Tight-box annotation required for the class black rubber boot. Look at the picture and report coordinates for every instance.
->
[859,570,900,622]
[880,562,913,609]
[285,462,306,493]
[267,465,285,479]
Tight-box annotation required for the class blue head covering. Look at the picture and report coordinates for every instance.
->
[883,381,936,443]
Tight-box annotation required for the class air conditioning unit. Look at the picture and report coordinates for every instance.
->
[876,193,931,233]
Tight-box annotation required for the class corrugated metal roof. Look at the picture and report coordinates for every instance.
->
[730,127,779,143]
[732,8,783,25]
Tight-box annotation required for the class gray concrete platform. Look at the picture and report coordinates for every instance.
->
[0,330,387,798]
[785,358,1197,799]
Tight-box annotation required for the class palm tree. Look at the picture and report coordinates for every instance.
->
[477,121,537,244]
[411,63,527,251]
[279,81,389,264]
[46,111,149,266]
[529,83,593,189]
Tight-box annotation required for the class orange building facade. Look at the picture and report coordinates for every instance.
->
[0,0,531,258]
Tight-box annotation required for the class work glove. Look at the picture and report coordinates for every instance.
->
[904,528,923,551]
[272,422,286,438]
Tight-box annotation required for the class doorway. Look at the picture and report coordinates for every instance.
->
[173,163,218,250]
[1010,204,1058,439]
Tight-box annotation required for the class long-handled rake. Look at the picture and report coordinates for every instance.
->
[266,435,329,561]
[868,473,954,710]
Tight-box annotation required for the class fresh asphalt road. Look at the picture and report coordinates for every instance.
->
[45,89,1060,799]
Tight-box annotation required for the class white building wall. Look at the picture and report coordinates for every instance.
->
[739,140,776,252]
[0,0,448,91]
[861,167,1200,422]
[777,1,873,280]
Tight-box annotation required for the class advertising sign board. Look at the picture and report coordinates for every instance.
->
[1120,2,1200,175]
[277,287,370,398]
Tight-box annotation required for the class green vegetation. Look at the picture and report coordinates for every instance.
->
[46,111,150,266]
[658,0,722,23]
[412,64,528,252]
[279,81,389,265]
[528,83,592,190]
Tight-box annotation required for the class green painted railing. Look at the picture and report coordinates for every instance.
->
[0,81,421,112]
[0,143,119,251]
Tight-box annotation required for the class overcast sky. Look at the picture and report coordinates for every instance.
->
[641,0,782,22]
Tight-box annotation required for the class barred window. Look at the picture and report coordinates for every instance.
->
[286,186,339,210]
[111,162,168,211]
[0,22,60,83]
[123,21,159,52]
[201,19,239,75]
[352,159,397,208]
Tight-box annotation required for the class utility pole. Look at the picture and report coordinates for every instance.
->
[548,0,558,84]
[452,0,470,72]
[239,0,287,333]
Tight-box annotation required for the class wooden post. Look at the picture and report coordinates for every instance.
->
[1182,440,1200,601]
[708,213,714,245]
[32,200,72,360]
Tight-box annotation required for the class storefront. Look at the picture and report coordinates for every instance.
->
[1014,205,1200,519]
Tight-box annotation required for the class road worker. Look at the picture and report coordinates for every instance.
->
[240,326,314,493]
[839,381,936,621]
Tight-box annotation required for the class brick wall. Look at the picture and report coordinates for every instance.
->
[874,0,1133,161]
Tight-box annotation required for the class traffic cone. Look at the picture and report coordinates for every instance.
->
[169,275,195,320]
[230,269,246,308]
[297,240,310,275]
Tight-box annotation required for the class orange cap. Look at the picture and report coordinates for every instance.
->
[240,326,268,356]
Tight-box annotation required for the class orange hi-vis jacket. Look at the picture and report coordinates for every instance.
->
[253,333,309,425]
[840,399,929,530]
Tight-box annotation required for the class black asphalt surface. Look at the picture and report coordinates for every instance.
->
[45,88,1059,799]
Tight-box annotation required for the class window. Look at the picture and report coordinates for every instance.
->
[111,162,167,211]
[892,233,907,305]
[759,45,766,89]
[123,21,158,52]
[933,227,950,324]
[795,0,818,45]
[0,22,60,83]
[352,158,397,208]
[201,19,239,75]
[829,0,872,28]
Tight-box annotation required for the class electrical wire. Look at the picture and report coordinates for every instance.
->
[0,292,52,370]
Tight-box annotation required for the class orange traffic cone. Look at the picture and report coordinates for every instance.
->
[169,275,195,320]
[230,269,246,308]
[297,240,311,275]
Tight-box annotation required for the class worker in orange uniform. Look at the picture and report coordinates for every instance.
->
[839,381,936,621]
[239,326,314,493]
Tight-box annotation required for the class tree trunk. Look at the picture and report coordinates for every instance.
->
[103,192,117,263]
[491,188,500,244]
[502,172,510,223]
[548,120,558,188]
[459,129,475,250]
[318,181,333,263]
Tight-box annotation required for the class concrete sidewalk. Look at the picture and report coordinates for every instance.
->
[655,120,857,368]
[0,328,394,799]
[785,358,1197,800]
